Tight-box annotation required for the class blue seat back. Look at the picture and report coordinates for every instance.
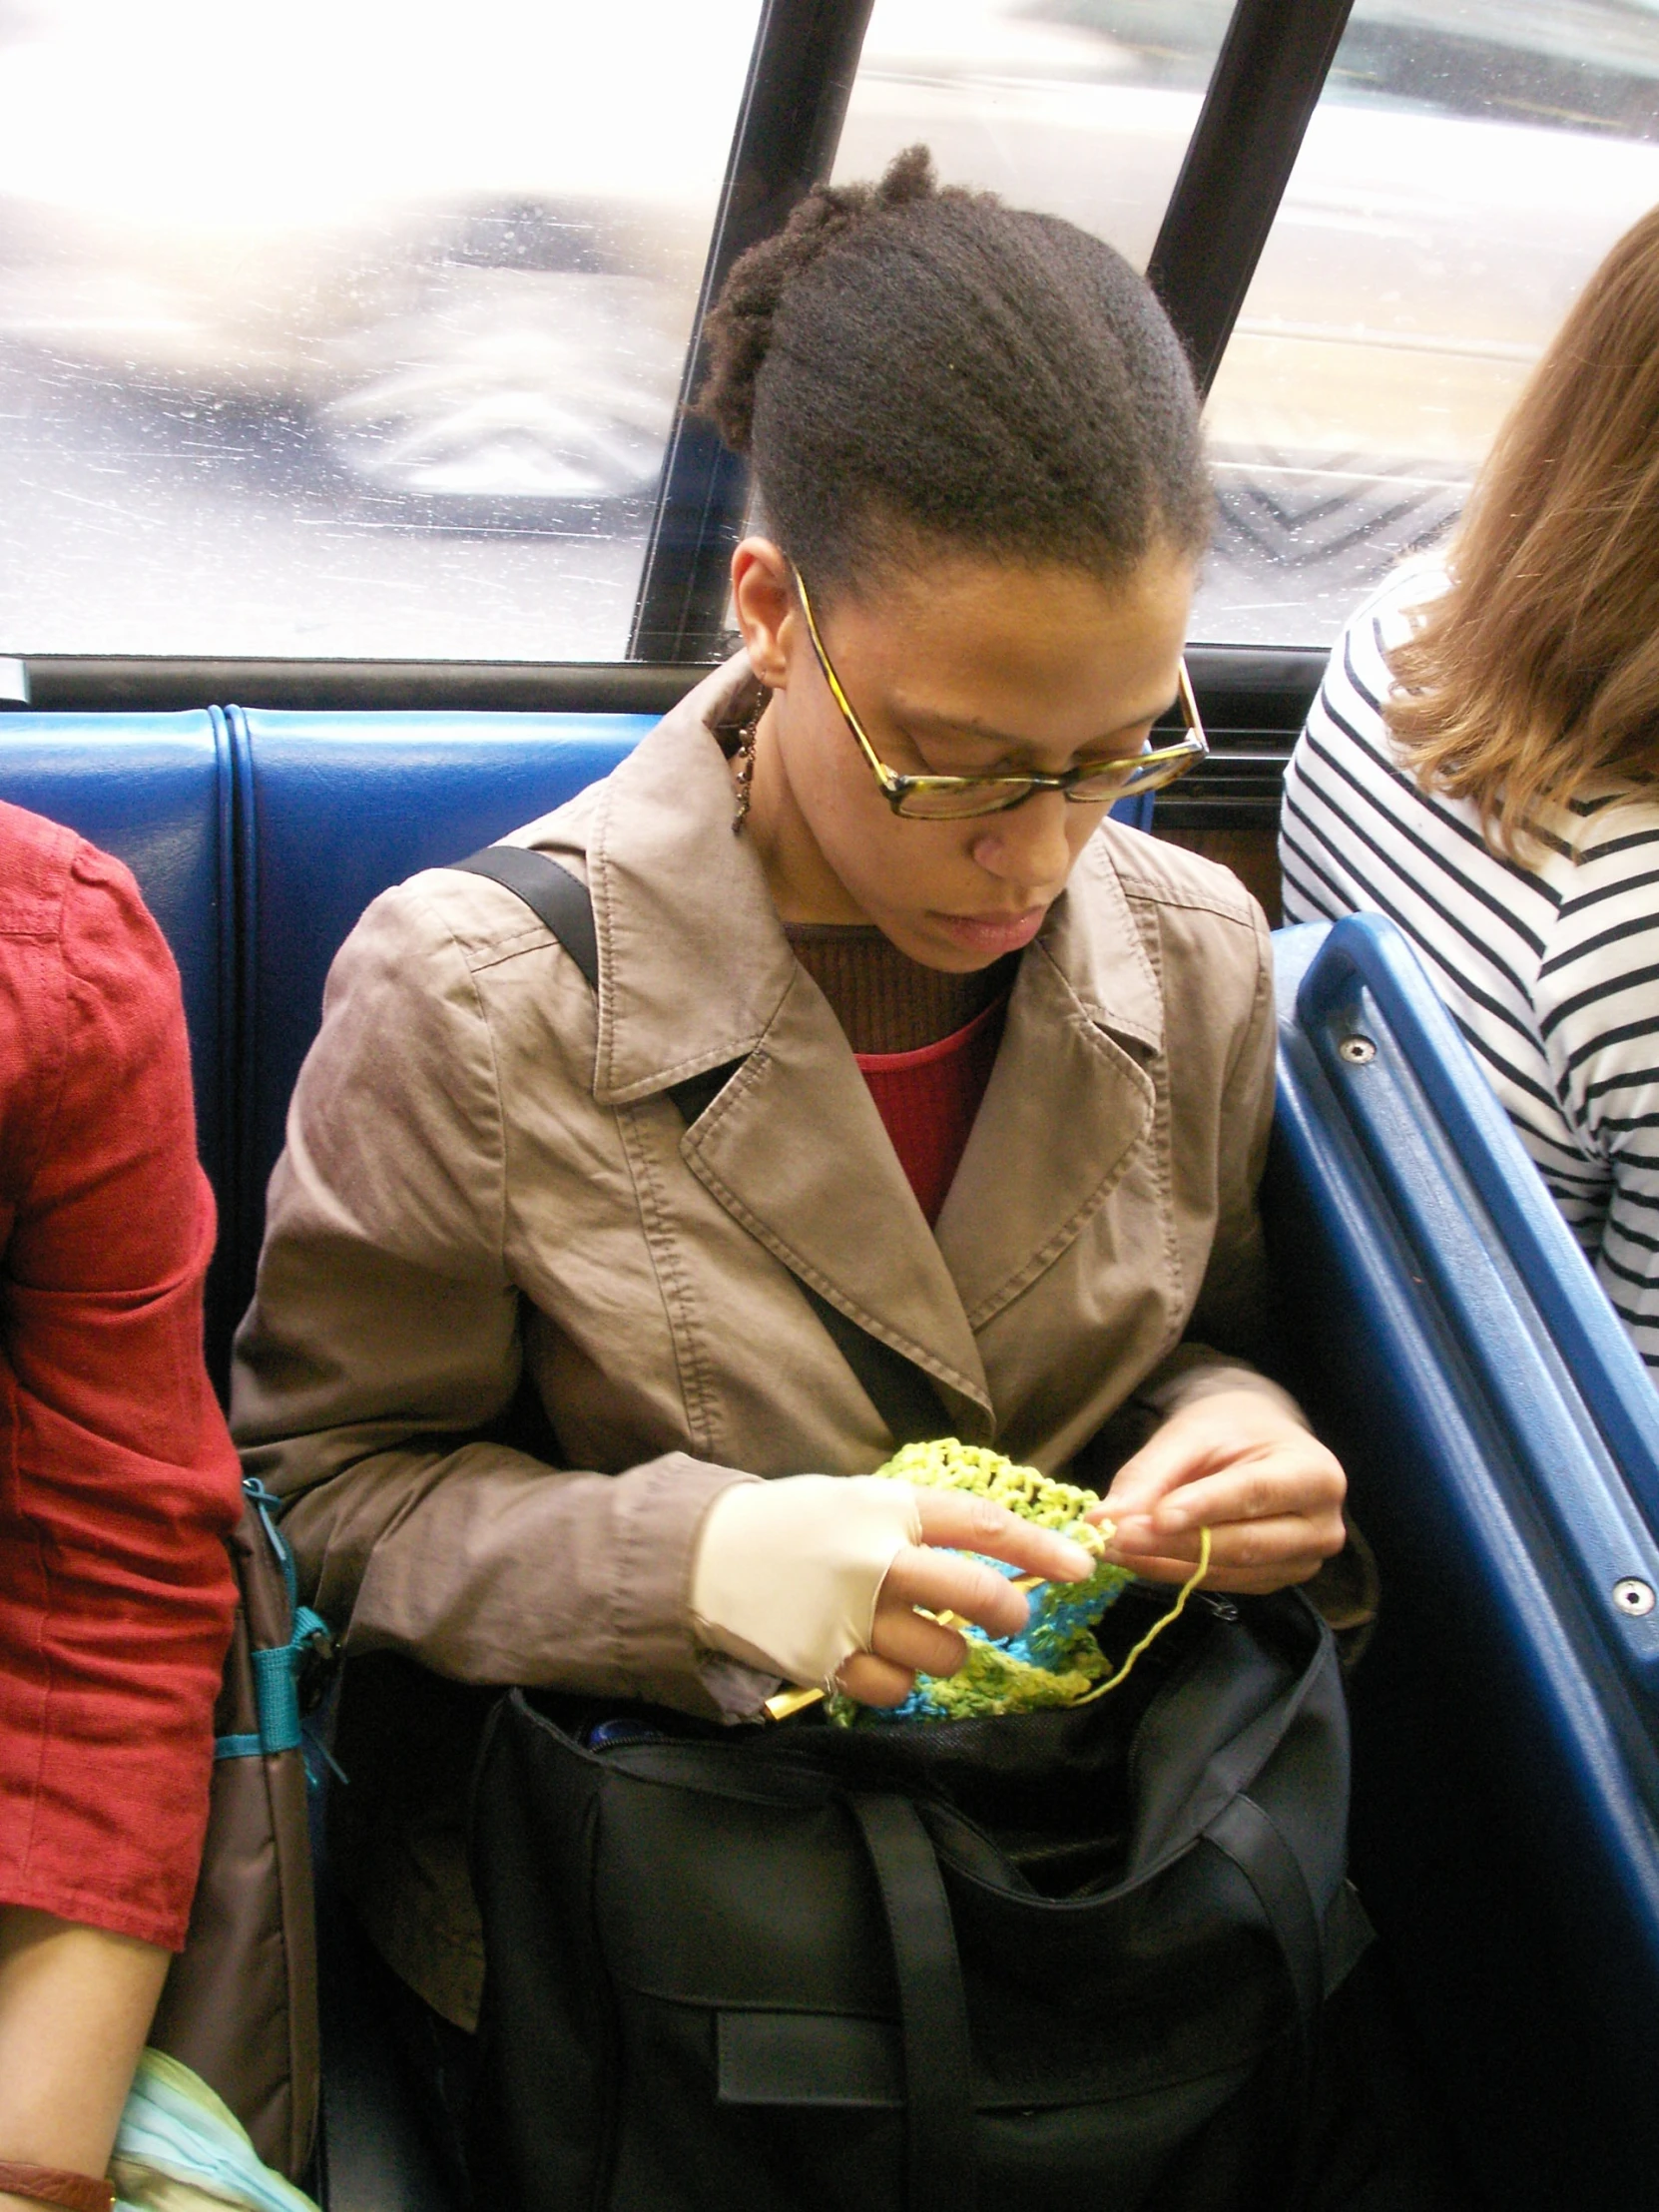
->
[1294,910,1659,1534]
[0,712,238,1377]
[1268,915,1659,2203]
[11,707,1659,2195]
[0,712,233,1185]
[229,709,654,1321]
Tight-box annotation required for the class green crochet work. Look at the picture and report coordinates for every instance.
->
[830,1440,1133,1724]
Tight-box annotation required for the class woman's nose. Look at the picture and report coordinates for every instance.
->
[968,792,1073,893]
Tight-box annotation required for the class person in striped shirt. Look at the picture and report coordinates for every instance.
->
[1281,202,1659,1373]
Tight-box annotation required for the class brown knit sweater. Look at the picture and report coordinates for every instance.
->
[785,924,1015,1054]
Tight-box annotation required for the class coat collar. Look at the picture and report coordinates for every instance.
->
[582,654,1168,1415]
[588,657,795,1107]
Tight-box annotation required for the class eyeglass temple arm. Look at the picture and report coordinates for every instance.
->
[1176,658,1206,749]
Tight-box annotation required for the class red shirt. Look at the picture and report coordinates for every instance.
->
[855,994,1009,1225]
[0,802,240,1949]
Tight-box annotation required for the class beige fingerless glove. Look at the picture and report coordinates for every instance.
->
[690,1474,923,1691]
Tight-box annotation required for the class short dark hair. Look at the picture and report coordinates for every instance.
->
[699,145,1210,599]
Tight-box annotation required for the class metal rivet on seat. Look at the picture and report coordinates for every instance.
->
[1338,1035,1377,1065]
[1613,1578,1656,1617]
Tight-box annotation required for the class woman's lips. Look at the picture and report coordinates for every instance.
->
[932,905,1047,954]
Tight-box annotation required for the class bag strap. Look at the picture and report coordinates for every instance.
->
[792,1286,949,1448]
[449,845,599,984]
[214,1478,333,1763]
[446,845,947,1446]
[1202,1793,1325,2029]
[1203,1790,1325,2206]
[850,1795,977,2212]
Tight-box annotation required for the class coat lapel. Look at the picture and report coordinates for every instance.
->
[583,658,992,1426]
[578,671,1168,1429]
[586,662,796,1105]
[934,833,1163,1331]
[679,966,992,1423]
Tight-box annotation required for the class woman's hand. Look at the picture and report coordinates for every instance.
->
[1092,1390,1347,1594]
[835,1488,1093,1708]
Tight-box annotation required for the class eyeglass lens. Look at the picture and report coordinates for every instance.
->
[893,749,1197,820]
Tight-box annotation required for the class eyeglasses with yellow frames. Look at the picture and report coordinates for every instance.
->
[793,566,1207,823]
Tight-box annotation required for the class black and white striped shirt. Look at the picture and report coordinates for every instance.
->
[1281,562,1659,1372]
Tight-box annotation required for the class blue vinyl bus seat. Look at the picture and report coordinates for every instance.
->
[1293,909,1659,1537]
[0,712,237,1349]
[1269,915,1659,2207]
[226,708,654,1329]
[0,712,234,1195]
[0,705,1152,1347]
[0,707,1151,2209]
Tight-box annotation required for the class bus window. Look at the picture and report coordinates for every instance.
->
[833,0,1234,274]
[1191,0,1659,647]
[0,0,763,661]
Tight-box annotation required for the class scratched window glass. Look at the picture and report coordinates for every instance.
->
[1192,0,1659,646]
[0,0,762,658]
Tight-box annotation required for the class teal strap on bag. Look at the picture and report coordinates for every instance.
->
[215,1607,331,1760]
[244,1476,298,1609]
[214,1471,333,1762]
[247,1607,332,1755]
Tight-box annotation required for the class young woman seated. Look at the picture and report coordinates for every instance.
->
[1282,202,1659,1374]
[231,149,1347,2148]
[0,807,241,2212]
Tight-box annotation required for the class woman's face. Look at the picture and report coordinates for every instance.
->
[731,536,1196,972]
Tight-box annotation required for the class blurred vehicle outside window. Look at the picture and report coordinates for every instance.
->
[0,0,1237,665]
[2,1,1656,664]
[1186,0,1659,645]
[0,0,762,659]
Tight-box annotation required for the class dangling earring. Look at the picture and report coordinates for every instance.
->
[731,688,770,833]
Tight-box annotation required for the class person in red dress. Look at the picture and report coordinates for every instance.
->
[0,802,241,2212]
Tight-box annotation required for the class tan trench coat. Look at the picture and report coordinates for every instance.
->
[232,656,1293,2025]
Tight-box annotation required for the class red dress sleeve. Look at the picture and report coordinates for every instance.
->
[0,809,240,1948]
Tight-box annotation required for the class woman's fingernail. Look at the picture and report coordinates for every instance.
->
[1160,1507,1190,1534]
[1056,1541,1093,1579]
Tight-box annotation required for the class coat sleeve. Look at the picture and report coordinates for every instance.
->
[230,883,755,1717]
[0,843,241,1949]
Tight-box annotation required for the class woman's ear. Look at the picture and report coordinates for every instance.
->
[730,538,797,690]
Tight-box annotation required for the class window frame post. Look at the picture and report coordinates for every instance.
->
[627,0,877,663]
[1147,0,1358,401]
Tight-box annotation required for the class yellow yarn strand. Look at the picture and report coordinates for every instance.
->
[1073,1524,1213,1704]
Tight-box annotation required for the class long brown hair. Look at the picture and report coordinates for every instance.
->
[1385,201,1659,857]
